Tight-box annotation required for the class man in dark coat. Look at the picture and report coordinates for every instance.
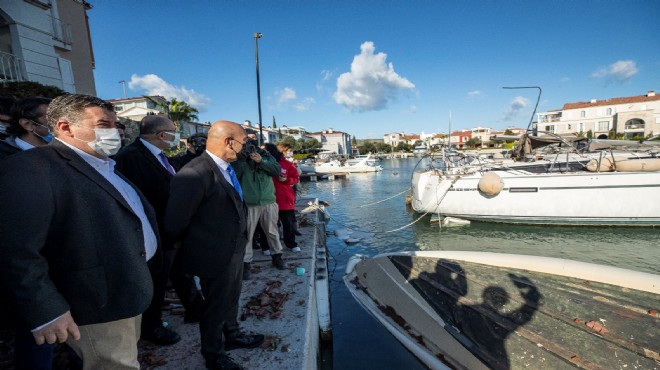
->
[0,94,156,369]
[165,120,264,370]
[114,114,182,345]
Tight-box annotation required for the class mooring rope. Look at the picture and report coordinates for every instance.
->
[356,189,409,208]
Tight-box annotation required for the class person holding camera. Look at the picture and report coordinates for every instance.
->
[232,134,286,279]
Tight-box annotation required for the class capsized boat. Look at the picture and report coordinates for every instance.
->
[344,251,660,370]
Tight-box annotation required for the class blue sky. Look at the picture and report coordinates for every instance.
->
[89,1,660,139]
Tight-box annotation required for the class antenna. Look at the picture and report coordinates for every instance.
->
[503,86,541,132]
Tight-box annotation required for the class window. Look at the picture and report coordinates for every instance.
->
[580,111,586,118]
[114,106,123,112]
[544,125,555,133]
[567,124,572,130]
[578,123,584,133]
[606,108,612,115]
[598,121,609,131]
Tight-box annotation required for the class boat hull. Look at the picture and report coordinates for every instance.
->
[344,251,660,370]
[412,170,660,226]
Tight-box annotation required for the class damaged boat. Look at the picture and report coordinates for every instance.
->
[344,251,660,370]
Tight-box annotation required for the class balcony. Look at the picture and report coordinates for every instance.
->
[0,51,25,82]
[52,17,73,46]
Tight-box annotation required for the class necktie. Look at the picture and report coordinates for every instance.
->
[227,165,243,201]
[158,152,175,175]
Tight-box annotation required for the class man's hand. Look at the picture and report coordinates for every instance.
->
[33,311,80,345]
[249,152,262,163]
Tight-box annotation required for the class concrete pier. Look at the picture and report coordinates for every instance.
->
[138,198,330,369]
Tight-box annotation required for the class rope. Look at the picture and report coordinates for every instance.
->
[356,189,408,208]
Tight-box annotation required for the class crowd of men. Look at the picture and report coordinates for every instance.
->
[0,94,301,370]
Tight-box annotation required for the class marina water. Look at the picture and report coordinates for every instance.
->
[299,157,659,370]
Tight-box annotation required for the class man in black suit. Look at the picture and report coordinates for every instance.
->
[114,114,182,345]
[165,120,264,370]
[0,94,156,369]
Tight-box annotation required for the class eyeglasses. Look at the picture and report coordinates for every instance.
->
[230,137,247,145]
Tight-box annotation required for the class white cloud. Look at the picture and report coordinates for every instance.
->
[128,74,210,108]
[502,96,530,121]
[467,90,482,100]
[321,70,332,81]
[334,41,415,112]
[295,97,316,112]
[591,60,638,82]
[409,105,417,113]
[276,87,297,105]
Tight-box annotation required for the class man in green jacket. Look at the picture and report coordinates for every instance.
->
[233,138,287,279]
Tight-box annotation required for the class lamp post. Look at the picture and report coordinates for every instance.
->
[254,32,264,145]
[118,80,126,98]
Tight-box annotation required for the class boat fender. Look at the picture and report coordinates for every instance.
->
[345,255,365,274]
[478,172,504,195]
[586,158,614,172]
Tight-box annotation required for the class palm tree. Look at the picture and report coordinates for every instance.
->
[143,96,199,123]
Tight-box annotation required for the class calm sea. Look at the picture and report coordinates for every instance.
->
[299,157,659,370]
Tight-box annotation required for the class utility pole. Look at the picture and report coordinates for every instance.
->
[118,80,126,98]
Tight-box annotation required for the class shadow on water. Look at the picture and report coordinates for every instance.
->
[394,257,541,370]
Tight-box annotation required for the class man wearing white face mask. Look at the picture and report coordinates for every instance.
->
[114,114,183,346]
[0,94,157,369]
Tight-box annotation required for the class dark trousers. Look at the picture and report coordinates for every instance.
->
[198,248,244,359]
[170,252,205,319]
[279,209,297,249]
[14,329,54,370]
[141,250,172,333]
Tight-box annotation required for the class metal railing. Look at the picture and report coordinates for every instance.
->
[0,51,25,82]
[52,17,73,45]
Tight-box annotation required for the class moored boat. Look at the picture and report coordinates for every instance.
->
[344,251,660,370]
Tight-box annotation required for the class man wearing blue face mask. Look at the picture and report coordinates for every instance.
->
[114,114,183,346]
[0,94,157,370]
[0,96,52,160]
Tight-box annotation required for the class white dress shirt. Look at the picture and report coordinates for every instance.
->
[140,138,176,174]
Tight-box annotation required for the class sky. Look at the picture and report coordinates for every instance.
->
[89,0,660,139]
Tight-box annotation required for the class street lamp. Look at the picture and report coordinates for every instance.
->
[254,32,264,145]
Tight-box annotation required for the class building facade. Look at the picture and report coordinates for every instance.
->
[537,90,660,139]
[306,128,352,155]
[0,0,96,94]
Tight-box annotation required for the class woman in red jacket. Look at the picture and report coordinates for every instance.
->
[264,143,301,251]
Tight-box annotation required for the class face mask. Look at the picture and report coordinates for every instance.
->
[163,132,181,148]
[74,126,122,156]
[31,120,53,143]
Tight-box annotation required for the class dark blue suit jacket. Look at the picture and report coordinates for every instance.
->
[164,152,247,278]
[0,139,156,328]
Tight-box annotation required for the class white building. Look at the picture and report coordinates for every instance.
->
[306,128,352,155]
[537,90,660,139]
[383,132,406,147]
[279,125,308,140]
[0,0,96,94]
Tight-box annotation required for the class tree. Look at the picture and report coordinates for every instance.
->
[277,135,297,148]
[351,136,357,145]
[0,81,67,99]
[144,96,199,123]
[586,130,593,139]
[465,137,481,148]
[374,142,393,153]
[272,116,277,128]
[504,129,514,136]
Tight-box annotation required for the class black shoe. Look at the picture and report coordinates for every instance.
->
[224,333,265,351]
[271,254,286,270]
[205,353,243,370]
[242,262,251,281]
[141,325,181,345]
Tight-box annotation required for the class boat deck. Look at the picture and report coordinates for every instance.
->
[391,256,660,369]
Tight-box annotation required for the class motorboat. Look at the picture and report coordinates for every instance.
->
[413,144,428,157]
[346,153,380,166]
[315,154,383,174]
[344,251,660,370]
